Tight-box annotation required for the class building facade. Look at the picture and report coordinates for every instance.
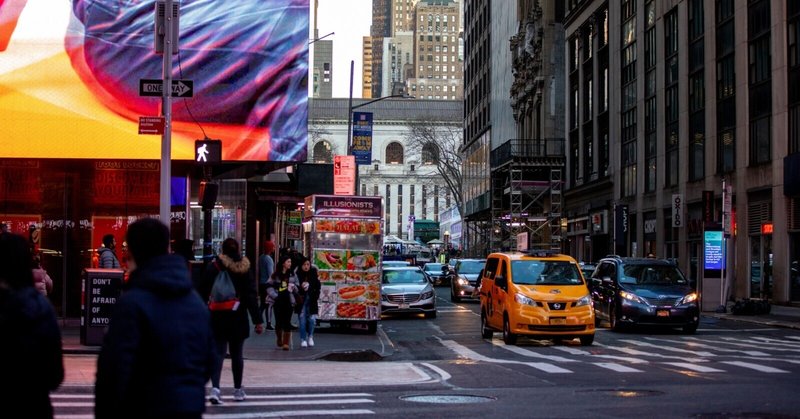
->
[308,98,462,239]
[363,36,374,98]
[312,38,333,98]
[371,0,393,98]
[380,31,416,97]
[461,0,518,256]
[407,0,464,100]
[564,0,800,304]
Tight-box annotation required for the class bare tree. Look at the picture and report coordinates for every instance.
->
[403,119,464,215]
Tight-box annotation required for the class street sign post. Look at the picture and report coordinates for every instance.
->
[139,79,194,97]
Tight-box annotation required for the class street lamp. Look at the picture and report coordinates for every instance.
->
[345,59,413,195]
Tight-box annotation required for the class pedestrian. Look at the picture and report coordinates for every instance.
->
[200,238,263,404]
[95,218,216,419]
[97,233,121,268]
[295,257,320,348]
[32,254,53,296]
[0,232,64,418]
[266,255,299,350]
[259,240,276,330]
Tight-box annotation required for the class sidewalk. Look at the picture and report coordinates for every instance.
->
[702,303,800,330]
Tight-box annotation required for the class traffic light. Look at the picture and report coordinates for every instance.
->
[194,139,222,164]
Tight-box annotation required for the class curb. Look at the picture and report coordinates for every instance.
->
[703,313,800,330]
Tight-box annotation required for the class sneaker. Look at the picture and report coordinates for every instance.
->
[233,388,246,402]
[308,336,314,347]
[300,340,308,348]
[265,324,274,330]
[209,387,223,405]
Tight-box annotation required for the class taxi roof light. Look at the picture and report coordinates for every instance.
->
[527,249,561,258]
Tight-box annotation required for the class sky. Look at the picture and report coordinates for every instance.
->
[313,0,372,98]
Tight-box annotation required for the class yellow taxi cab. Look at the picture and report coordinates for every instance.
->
[478,250,595,346]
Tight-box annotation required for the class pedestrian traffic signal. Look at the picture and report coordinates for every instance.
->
[195,139,222,164]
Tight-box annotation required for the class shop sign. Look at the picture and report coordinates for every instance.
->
[93,161,160,206]
[672,194,684,228]
[702,190,715,223]
[0,165,41,204]
[761,222,773,235]
[333,155,356,196]
[287,211,302,225]
[81,269,124,346]
[644,218,657,234]
[312,195,383,219]
[286,224,302,240]
[614,205,628,246]
[704,230,725,270]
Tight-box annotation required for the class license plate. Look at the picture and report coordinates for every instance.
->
[657,309,670,317]
[550,318,567,325]
[399,303,409,309]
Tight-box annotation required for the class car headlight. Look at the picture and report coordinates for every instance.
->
[421,290,434,300]
[457,277,469,286]
[574,294,592,307]
[619,290,645,304]
[679,292,698,305]
[514,293,537,306]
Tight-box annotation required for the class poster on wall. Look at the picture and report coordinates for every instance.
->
[0,0,309,161]
[704,230,725,271]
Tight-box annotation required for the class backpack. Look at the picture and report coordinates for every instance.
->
[208,262,239,311]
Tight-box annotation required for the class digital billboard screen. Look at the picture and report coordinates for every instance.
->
[0,0,309,162]
[704,230,725,271]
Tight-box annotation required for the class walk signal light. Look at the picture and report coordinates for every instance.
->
[195,139,222,164]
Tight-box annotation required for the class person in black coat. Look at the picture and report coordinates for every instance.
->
[95,218,216,419]
[0,232,64,419]
[200,238,263,404]
[295,256,321,348]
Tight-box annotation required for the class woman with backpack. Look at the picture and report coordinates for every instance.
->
[295,257,321,348]
[200,238,263,404]
[266,255,299,350]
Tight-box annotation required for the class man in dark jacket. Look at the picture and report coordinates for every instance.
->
[97,233,120,269]
[95,218,216,419]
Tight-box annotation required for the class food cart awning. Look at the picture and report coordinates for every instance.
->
[427,239,444,245]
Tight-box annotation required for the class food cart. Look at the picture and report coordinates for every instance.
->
[305,195,383,333]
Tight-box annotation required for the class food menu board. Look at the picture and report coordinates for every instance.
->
[314,249,381,321]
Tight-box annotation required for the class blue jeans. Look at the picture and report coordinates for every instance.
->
[298,301,316,341]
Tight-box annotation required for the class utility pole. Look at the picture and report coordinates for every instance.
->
[159,0,177,231]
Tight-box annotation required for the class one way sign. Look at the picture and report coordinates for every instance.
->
[139,79,194,97]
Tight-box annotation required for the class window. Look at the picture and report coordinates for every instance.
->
[748,0,771,166]
[312,140,333,163]
[386,142,404,164]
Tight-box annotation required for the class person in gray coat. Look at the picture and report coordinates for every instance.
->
[97,234,120,269]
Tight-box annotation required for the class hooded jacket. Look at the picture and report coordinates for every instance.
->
[95,254,216,419]
[0,286,64,418]
[200,253,262,341]
[97,247,120,269]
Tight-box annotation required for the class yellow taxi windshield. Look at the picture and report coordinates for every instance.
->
[511,260,584,286]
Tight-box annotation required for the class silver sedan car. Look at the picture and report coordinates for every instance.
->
[381,267,437,318]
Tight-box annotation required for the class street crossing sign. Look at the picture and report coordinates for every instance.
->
[139,79,194,97]
[195,139,222,164]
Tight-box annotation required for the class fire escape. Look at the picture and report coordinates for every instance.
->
[490,139,565,251]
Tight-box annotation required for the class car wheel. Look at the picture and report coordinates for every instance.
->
[425,310,437,319]
[480,312,493,339]
[502,315,517,345]
[682,322,698,334]
[579,334,595,346]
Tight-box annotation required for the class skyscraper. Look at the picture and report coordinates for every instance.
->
[406,0,463,100]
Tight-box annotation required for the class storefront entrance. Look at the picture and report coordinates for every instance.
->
[749,233,773,299]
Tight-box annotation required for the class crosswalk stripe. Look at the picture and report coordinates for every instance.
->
[525,362,573,373]
[662,362,725,373]
[594,343,707,363]
[51,393,374,400]
[492,341,579,362]
[784,336,800,341]
[551,346,591,355]
[207,398,375,407]
[712,338,800,353]
[721,361,791,373]
[619,339,716,357]
[671,337,769,356]
[551,346,649,364]
[204,409,375,418]
[592,362,643,373]
[746,336,800,347]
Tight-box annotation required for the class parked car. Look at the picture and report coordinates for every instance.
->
[450,259,486,302]
[478,251,595,346]
[590,256,699,334]
[423,262,449,286]
[381,267,437,318]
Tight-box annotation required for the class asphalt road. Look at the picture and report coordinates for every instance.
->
[53,286,800,418]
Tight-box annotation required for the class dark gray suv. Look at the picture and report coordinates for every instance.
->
[590,256,699,334]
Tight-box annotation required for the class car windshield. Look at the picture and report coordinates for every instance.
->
[383,269,427,284]
[384,261,410,267]
[424,263,443,272]
[457,260,484,274]
[511,261,584,285]
[620,264,687,285]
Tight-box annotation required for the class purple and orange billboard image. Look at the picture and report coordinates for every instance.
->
[0,0,309,162]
